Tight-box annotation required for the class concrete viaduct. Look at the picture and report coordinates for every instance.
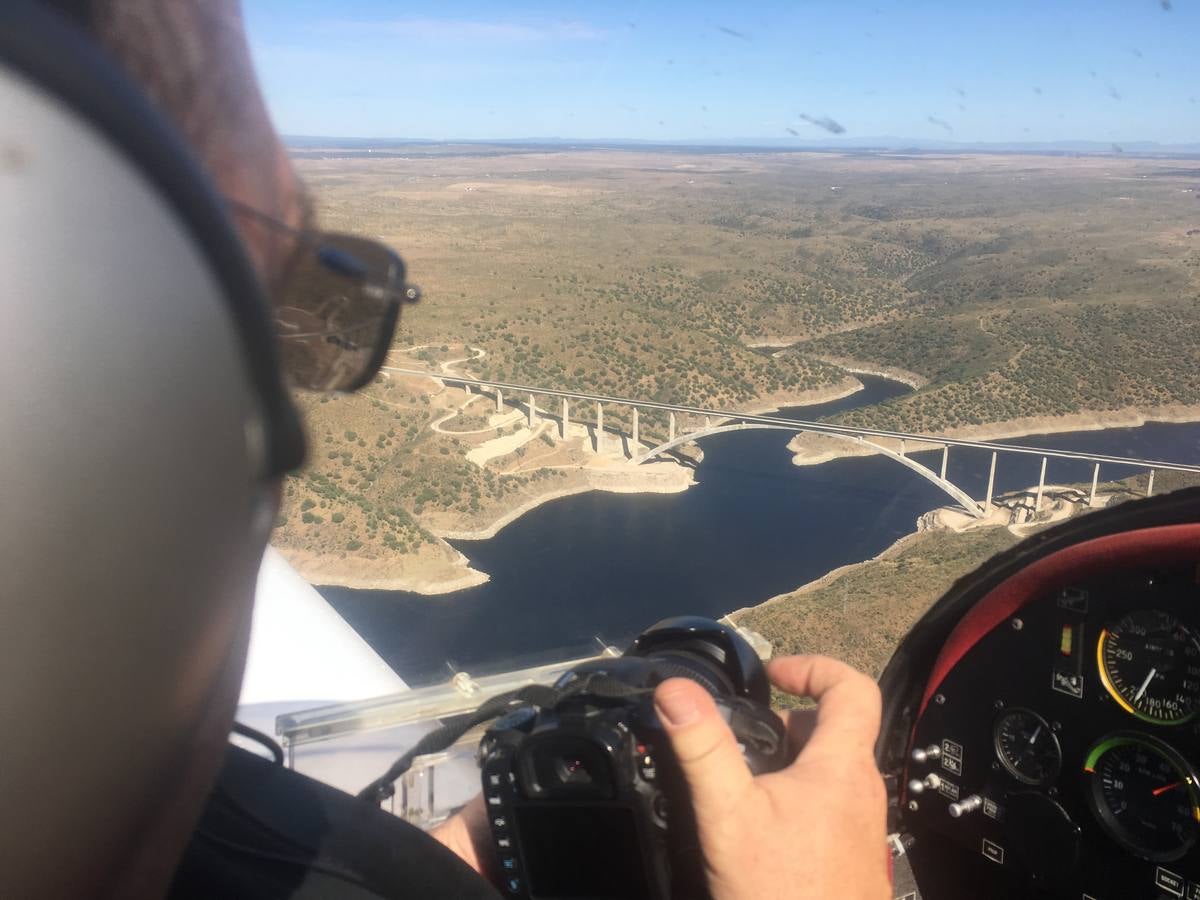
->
[384,367,1200,519]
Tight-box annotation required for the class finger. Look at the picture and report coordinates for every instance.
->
[782,707,818,758]
[654,678,754,824]
[768,656,882,756]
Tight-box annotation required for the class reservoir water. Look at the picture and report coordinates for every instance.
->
[322,375,1200,686]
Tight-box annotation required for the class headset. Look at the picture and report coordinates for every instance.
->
[0,1,306,895]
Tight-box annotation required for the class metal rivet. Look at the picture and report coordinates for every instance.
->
[907,800,920,812]
[993,699,1005,710]
[1048,786,1059,797]
[1052,721,1063,732]
[1011,618,1024,631]
[934,694,946,706]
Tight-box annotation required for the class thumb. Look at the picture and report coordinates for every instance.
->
[654,678,754,824]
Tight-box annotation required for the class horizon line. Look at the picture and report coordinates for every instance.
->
[282,134,1200,157]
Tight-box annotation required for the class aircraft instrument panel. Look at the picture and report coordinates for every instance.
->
[905,562,1200,899]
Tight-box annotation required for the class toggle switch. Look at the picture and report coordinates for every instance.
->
[949,795,983,818]
[911,744,942,764]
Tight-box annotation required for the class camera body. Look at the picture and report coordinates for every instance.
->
[478,617,789,899]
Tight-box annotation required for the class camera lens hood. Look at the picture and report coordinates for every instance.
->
[627,616,771,705]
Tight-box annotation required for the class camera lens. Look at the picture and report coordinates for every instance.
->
[628,616,772,705]
[553,756,594,786]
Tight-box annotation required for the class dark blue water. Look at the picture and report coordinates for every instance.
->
[323,376,1200,685]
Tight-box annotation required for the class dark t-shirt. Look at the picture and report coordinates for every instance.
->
[169,746,502,900]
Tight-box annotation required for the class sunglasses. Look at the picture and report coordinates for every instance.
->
[228,200,420,392]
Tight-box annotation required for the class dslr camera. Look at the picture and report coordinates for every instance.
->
[478,617,789,900]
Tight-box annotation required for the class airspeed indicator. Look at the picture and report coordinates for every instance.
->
[1097,610,1200,725]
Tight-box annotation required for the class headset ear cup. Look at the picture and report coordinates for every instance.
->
[2,0,304,476]
[0,2,296,896]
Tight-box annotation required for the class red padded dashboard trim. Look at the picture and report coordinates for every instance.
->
[917,523,1200,721]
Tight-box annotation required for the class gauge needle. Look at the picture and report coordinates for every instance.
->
[1153,781,1182,797]
[1135,667,1158,702]
[1029,725,1042,745]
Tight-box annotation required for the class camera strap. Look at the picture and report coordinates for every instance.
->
[356,673,649,805]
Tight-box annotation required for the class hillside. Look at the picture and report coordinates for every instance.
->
[272,148,1200,589]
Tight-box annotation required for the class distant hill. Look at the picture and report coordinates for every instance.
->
[284,134,1200,157]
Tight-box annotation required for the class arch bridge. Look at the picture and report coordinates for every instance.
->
[383,367,1200,519]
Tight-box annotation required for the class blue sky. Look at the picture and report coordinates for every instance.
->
[245,1,1199,144]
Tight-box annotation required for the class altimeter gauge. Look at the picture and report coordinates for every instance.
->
[994,708,1062,786]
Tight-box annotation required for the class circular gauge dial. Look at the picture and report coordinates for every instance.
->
[1084,733,1200,861]
[994,708,1062,786]
[1098,610,1200,725]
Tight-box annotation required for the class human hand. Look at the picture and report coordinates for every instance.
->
[429,793,494,881]
[653,655,890,900]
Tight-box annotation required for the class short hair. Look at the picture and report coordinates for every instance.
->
[39,0,314,288]
[38,1,280,194]
[39,0,93,28]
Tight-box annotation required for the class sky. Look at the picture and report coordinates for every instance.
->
[244,0,1200,145]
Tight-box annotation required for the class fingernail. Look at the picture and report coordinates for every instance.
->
[656,685,700,727]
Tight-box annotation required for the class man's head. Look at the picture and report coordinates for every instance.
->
[58,0,311,287]
[1,2,315,896]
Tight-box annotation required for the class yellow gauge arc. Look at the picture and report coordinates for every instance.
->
[1097,626,1199,726]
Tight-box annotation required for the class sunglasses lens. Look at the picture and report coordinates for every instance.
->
[274,234,405,391]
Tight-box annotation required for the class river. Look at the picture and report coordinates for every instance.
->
[322,375,1200,686]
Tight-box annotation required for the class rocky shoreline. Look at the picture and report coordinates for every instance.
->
[285,380,869,595]
[727,479,1125,629]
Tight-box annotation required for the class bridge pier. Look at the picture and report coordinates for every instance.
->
[985,451,997,510]
[395,372,1194,521]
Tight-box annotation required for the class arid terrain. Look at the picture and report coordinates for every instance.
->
[271,146,1200,592]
